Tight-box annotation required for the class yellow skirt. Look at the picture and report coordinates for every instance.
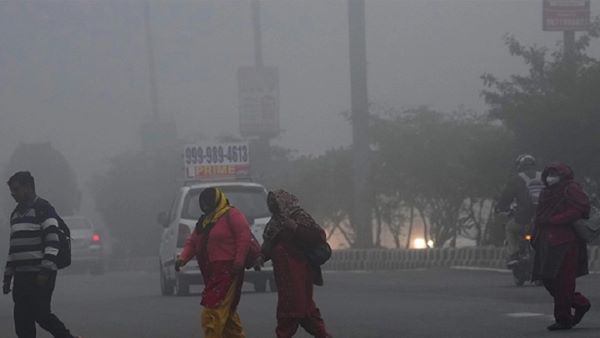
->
[200,278,245,338]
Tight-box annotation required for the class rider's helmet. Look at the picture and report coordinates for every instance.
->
[515,154,536,171]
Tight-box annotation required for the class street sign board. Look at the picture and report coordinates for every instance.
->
[183,142,250,181]
[543,0,590,31]
[238,66,280,137]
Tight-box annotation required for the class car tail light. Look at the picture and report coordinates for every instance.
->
[91,233,101,243]
[177,224,191,247]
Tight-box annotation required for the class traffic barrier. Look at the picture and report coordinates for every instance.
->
[424,249,435,268]
[407,250,417,269]
[459,247,469,266]
[443,248,455,267]
[102,245,600,274]
[465,247,477,267]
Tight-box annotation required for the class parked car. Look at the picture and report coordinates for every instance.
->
[63,215,105,275]
[158,181,274,296]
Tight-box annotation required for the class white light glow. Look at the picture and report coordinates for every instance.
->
[413,238,427,249]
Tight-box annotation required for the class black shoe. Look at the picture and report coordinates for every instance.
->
[573,304,591,326]
[547,322,572,331]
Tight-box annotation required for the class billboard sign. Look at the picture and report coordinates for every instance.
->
[184,142,250,181]
[238,66,280,137]
[543,0,590,31]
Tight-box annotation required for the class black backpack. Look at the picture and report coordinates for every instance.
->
[33,200,72,270]
[55,216,72,269]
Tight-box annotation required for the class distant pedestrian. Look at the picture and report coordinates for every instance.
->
[3,171,81,338]
[255,190,332,338]
[176,187,250,338]
[533,163,591,331]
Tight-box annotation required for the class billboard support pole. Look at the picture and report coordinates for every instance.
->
[563,30,576,76]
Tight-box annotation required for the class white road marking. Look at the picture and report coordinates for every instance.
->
[506,312,554,321]
[505,312,544,318]
[450,266,510,273]
[324,268,429,274]
[324,270,369,274]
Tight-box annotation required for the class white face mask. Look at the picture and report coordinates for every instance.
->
[546,175,560,186]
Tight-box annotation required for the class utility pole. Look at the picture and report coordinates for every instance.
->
[250,0,270,179]
[348,0,372,248]
[143,0,159,121]
[252,0,264,69]
[141,0,176,152]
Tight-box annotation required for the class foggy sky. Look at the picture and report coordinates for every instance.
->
[0,0,599,217]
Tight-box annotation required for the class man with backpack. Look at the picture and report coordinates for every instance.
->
[3,171,81,338]
[496,154,544,267]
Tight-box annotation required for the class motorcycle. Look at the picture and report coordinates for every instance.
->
[497,207,540,286]
[508,232,534,286]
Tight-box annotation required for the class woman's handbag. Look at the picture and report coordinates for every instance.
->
[573,207,600,243]
[544,185,600,243]
[305,241,332,267]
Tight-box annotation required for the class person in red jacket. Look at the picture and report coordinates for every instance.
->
[255,189,332,338]
[176,187,251,338]
[533,163,591,331]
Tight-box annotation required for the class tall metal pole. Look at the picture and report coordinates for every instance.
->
[252,0,264,69]
[143,0,160,120]
[250,0,270,180]
[348,0,372,248]
[563,30,576,75]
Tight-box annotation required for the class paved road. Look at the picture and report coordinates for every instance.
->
[0,267,599,338]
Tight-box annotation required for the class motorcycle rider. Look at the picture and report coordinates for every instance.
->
[496,154,544,267]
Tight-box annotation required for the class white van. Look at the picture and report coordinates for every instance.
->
[157,181,274,296]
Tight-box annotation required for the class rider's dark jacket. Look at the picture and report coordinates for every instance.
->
[497,168,538,225]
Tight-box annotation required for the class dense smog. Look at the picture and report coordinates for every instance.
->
[1,1,600,337]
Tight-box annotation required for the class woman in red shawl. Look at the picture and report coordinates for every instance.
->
[176,187,251,338]
[255,190,332,338]
[533,163,591,331]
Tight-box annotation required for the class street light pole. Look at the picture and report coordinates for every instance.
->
[348,0,372,248]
